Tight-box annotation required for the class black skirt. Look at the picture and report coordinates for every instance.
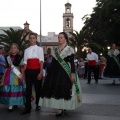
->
[103,55,120,78]
[41,56,75,100]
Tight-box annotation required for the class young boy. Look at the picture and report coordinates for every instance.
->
[21,32,44,115]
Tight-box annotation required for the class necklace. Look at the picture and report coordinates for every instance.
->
[58,44,67,54]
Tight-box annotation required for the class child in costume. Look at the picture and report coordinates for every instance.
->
[0,43,25,112]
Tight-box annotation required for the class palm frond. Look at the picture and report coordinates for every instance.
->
[0,28,29,51]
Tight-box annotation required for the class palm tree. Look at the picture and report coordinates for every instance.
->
[0,27,30,51]
[69,30,87,54]
[69,30,102,57]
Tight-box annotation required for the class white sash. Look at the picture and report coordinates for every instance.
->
[7,56,22,78]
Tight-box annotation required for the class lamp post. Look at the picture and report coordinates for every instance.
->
[107,46,110,50]
[40,0,42,46]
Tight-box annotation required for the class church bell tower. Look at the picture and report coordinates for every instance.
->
[63,2,74,35]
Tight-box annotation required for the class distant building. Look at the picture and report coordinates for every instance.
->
[41,32,59,54]
[0,21,40,46]
[41,2,74,54]
[0,2,74,54]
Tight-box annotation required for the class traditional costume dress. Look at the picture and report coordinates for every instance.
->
[0,54,25,106]
[99,59,106,78]
[87,52,98,83]
[39,45,82,110]
[103,49,120,81]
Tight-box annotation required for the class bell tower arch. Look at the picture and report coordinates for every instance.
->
[63,2,74,34]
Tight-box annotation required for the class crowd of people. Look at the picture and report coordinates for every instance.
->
[0,31,120,117]
[74,44,120,85]
[0,32,82,116]
[75,53,101,80]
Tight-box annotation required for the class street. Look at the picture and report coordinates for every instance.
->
[0,79,120,120]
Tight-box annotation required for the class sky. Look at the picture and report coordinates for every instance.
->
[0,0,96,35]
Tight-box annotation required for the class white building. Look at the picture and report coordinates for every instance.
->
[41,2,74,54]
[0,2,74,54]
[40,32,58,54]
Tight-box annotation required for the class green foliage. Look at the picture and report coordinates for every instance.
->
[69,30,102,58]
[82,0,120,48]
[0,27,30,52]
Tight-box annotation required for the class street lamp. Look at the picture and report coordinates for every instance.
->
[107,46,110,50]
[75,47,77,53]
[40,0,42,46]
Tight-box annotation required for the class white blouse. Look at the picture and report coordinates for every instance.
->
[87,52,98,62]
[24,45,44,64]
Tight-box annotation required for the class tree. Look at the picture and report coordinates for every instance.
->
[69,30,87,55]
[81,0,120,56]
[0,27,30,51]
[69,30,102,58]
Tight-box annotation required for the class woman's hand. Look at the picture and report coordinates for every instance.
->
[20,74,24,82]
[70,73,75,83]
[37,72,43,80]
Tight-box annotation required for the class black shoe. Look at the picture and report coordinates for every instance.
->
[36,106,41,111]
[87,82,90,84]
[20,109,31,115]
[64,109,66,112]
[56,110,64,117]
[112,80,115,85]
[8,108,13,113]
[13,105,18,109]
[95,81,98,84]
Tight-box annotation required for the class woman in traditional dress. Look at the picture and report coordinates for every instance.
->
[103,44,120,84]
[0,43,26,112]
[39,32,82,116]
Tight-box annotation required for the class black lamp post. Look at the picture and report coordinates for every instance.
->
[40,0,42,46]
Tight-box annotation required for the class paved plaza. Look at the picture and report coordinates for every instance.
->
[0,79,120,120]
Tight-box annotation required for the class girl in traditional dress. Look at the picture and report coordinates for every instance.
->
[0,43,26,112]
[103,44,120,84]
[99,57,106,78]
[39,32,82,116]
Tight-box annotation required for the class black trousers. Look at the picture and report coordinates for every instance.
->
[25,69,42,110]
[84,62,88,79]
[87,65,98,83]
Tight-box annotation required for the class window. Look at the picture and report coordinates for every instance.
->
[66,8,70,13]
[66,18,70,27]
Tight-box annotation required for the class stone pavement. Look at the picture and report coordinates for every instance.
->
[0,79,120,120]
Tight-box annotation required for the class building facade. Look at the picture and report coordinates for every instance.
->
[41,2,74,54]
[0,2,74,54]
[41,32,59,54]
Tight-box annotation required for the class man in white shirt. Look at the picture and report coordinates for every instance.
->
[86,48,98,84]
[21,32,44,115]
